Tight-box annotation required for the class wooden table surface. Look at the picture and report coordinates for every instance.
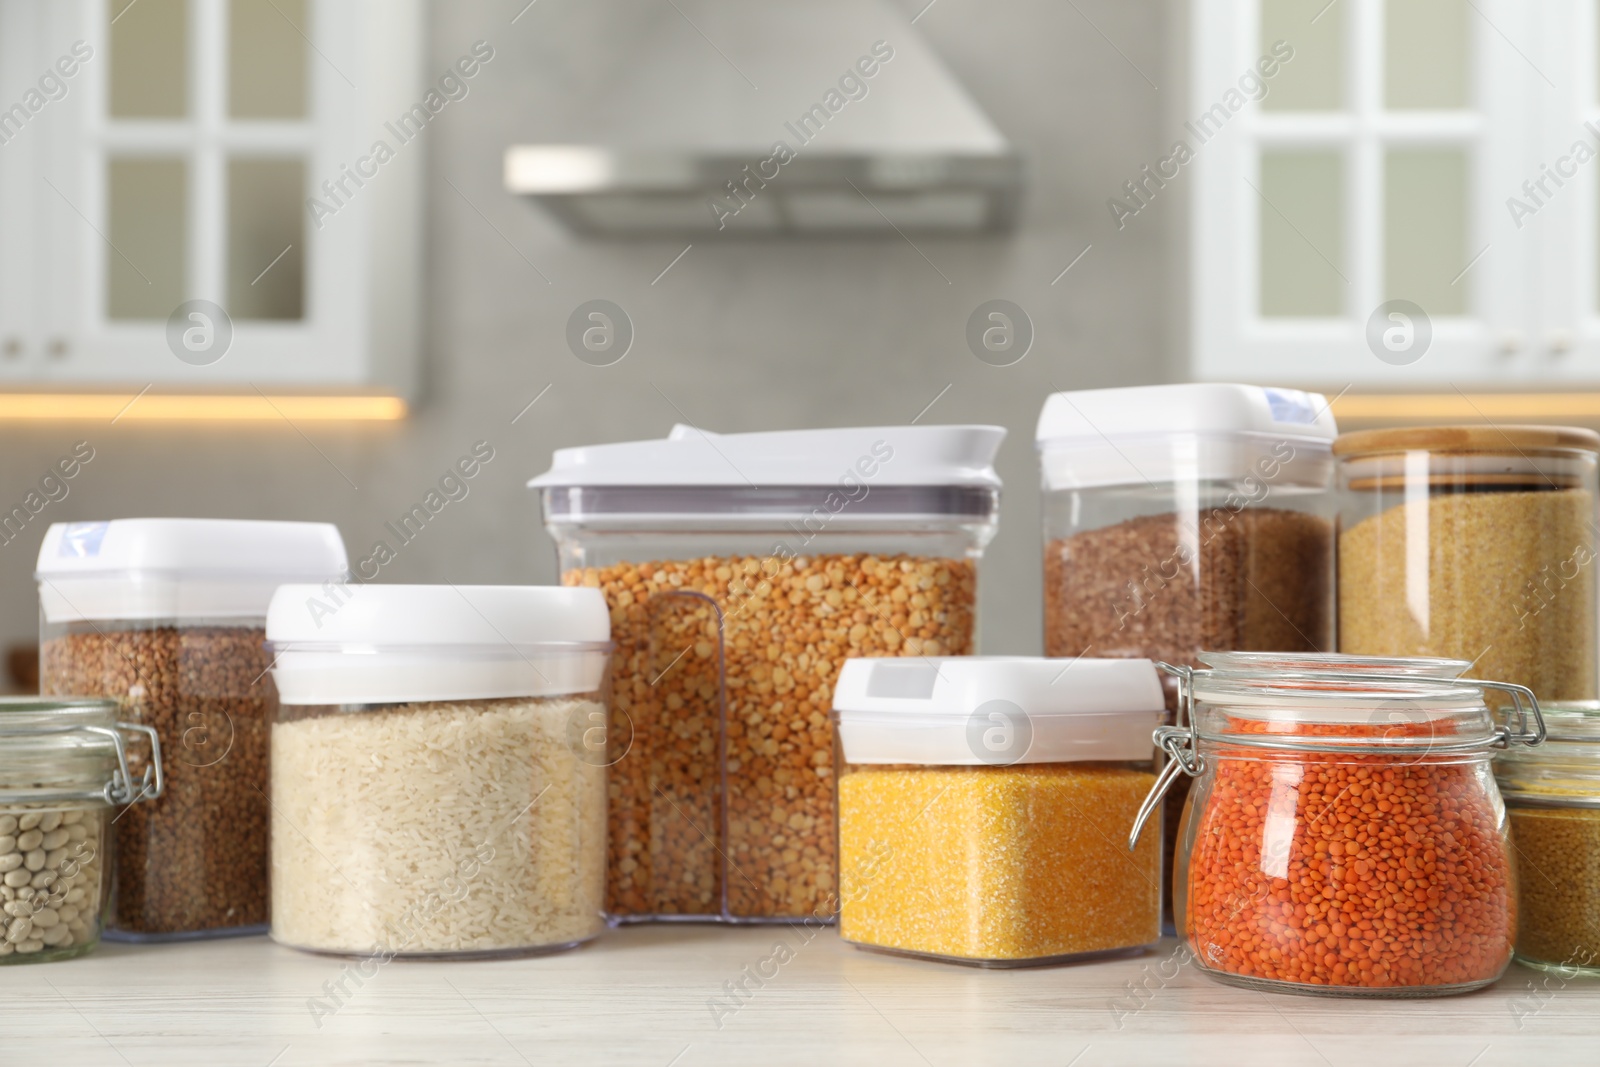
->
[0,926,1595,1065]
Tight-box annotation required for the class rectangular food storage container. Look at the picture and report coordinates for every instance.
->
[266,584,611,959]
[1335,426,1600,702]
[1139,652,1539,996]
[1494,700,1600,977]
[530,423,1003,923]
[1037,384,1338,923]
[831,656,1164,966]
[36,518,347,941]
[0,698,161,964]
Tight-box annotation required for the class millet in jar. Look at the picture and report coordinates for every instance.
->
[1339,489,1598,701]
[1505,805,1600,972]
[0,807,106,961]
[568,553,976,920]
[41,626,271,935]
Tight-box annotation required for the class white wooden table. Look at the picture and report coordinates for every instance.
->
[0,927,1595,1065]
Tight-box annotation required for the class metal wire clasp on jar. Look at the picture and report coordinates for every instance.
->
[0,698,163,964]
[1128,651,1543,997]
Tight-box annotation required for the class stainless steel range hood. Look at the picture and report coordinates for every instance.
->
[504,0,1021,236]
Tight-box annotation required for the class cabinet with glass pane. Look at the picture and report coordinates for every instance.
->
[0,0,422,393]
[1191,0,1598,385]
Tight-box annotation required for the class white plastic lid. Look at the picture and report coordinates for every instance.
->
[266,584,611,704]
[36,519,349,623]
[529,423,1004,488]
[1035,383,1337,490]
[832,656,1164,765]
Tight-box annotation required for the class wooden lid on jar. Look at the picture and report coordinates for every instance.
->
[1334,424,1600,456]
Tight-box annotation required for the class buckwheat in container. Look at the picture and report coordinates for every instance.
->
[36,519,348,940]
[530,424,1003,924]
[266,584,611,959]
[832,657,1164,966]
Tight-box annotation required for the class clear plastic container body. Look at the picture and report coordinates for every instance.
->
[544,487,998,923]
[1041,447,1335,667]
[39,616,273,940]
[269,686,609,959]
[1336,428,1600,702]
[1494,701,1600,976]
[834,750,1160,967]
[1169,673,1521,997]
[0,698,161,964]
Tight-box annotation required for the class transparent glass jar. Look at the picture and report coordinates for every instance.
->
[1336,426,1600,702]
[0,698,162,964]
[1494,701,1600,976]
[266,584,611,960]
[531,425,1002,923]
[832,657,1163,967]
[1132,655,1542,996]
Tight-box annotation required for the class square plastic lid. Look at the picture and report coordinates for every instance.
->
[36,518,349,622]
[528,423,1005,488]
[832,656,1164,765]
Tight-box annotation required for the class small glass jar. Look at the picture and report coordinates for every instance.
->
[35,518,348,940]
[266,584,611,959]
[832,656,1164,967]
[1133,653,1542,996]
[1336,426,1600,702]
[0,698,162,964]
[1495,701,1600,976]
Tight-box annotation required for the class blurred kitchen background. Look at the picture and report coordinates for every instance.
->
[0,0,1591,685]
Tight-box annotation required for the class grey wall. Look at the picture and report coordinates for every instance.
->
[0,0,1183,680]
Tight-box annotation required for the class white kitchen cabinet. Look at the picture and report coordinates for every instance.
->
[0,0,423,395]
[1190,0,1600,386]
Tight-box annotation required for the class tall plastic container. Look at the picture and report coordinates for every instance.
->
[1036,384,1338,921]
[529,423,1003,922]
[36,518,348,940]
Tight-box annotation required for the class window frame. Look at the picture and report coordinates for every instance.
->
[1191,0,1552,385]
[0,0,422,394]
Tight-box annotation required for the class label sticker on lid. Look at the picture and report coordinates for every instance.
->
[1262,387,1319,425]
[59,521,109,558]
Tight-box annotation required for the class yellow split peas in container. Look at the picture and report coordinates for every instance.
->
[530,423,1005,922]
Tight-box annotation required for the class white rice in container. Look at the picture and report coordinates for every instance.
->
[269,696,606,956]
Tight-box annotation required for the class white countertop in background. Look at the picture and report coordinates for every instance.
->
[0,926,1595,1065]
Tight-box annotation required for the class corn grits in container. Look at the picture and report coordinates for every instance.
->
[531,423,1002,923]
[266,584,611,959]
[832,656,1164,966]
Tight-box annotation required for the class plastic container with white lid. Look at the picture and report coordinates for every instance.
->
[530,423,1003,924]
[35,518,348,942]
[830,656,1163,967]
[1037,385,1338,926]
[265,584,611,959]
